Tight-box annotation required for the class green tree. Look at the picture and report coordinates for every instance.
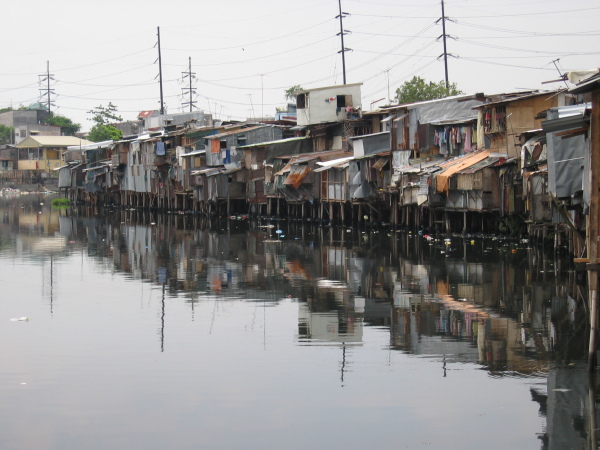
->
[87,103,123,142]
[284,85,304,102]
[394,76,463,104]
[0,124,13,145]
[88,124,122,142]
[88,102,122,125]
[43,113,81,136]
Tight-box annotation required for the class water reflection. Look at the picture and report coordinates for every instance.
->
[0,195,597,449]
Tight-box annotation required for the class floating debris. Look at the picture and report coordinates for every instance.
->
[10,317,29,322]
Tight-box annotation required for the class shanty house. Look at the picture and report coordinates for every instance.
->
[475,90,575,159]
[204,125,283,167]
[239,136,312,208]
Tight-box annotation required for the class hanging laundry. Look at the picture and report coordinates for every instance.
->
[156,142,166,156]
[464,127,473,152]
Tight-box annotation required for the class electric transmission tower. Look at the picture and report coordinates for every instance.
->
[38,61,56,113]
[181,57,198,112]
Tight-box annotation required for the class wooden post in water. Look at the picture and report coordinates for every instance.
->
[586,88,600,370]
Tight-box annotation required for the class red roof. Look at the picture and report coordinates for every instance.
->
[138,110,157,118]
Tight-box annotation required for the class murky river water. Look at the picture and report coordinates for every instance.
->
[0,194,595,449]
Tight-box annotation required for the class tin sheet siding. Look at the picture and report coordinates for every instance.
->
[58,167,72,188]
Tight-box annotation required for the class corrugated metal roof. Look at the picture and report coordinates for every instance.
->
[16,136,94,148]
[394,157,444,174]
[274,149,348,161]
[316,156,354,167]
[313,161,350,173]
[372,156,389,171]
[458,156,504,174]
[191,168,221,176]
[206,125,267,139]
[138,110,156,118]
[476,91,553,108]
[237,136,308,149]
[274,150,350,176]
[66,140,114,151]
[436,151,491,193]
[180,149,206,157]
[347,131,389,141]
[83,162,111,173]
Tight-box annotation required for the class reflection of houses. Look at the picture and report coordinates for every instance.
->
[389,252,570,374]
[299,278,363,344]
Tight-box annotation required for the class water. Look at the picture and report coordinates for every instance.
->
[0,194,595,449]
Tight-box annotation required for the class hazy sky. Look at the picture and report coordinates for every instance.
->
[1,0,598,131]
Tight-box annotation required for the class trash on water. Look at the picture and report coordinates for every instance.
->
[10,317,29,322]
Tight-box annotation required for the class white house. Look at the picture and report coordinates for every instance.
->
[296,83,362,126]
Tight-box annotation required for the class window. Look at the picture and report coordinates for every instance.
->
[220,140,227,149]
[337,95,353,108]
[237,135,247,147]
[297,93,307,109]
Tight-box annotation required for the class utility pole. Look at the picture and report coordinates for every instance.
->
[157,27,165,115]
[260,74,264,121]
[336,0,351,85]
[441,1,448,89]
[181,56,197,112]
[248,94,255,120]
[384,68,391,102]
[38,61,55,113]
[436,1,456,91]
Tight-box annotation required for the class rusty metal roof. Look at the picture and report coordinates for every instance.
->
[283,165,311,189]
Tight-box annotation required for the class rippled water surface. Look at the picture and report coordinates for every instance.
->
[0,194,595,449]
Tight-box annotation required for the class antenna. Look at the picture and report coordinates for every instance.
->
[248,94,255,120]
[551,59,569,89]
